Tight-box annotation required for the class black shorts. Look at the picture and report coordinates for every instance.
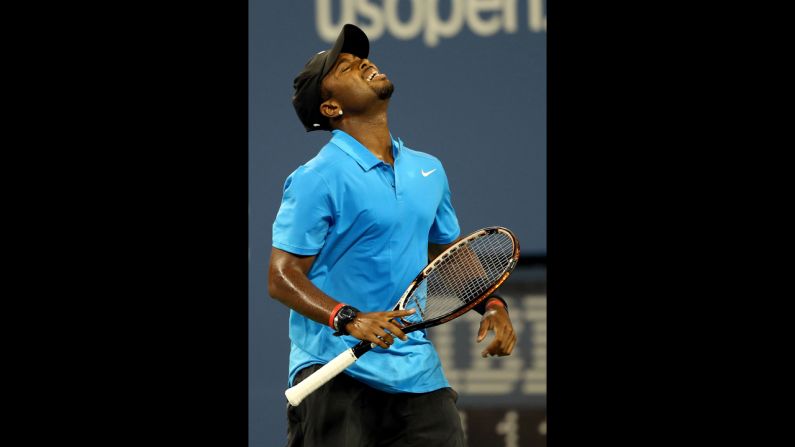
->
[285,364,466,447]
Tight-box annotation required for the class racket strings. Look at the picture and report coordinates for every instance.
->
[402,232,515,323]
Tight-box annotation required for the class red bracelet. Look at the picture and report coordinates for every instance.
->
[328,303,346,329]
[486,298,506,310]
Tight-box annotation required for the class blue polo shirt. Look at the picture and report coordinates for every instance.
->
[272,129,460,394]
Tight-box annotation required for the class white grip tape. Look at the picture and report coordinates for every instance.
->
[284,348,358,406]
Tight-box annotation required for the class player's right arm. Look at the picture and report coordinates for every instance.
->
[268,247,412,348]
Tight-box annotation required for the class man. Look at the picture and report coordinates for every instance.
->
[269,24,516,447]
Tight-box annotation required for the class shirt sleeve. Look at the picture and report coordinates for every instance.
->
[428,166,460,245]
[272,166,334,256]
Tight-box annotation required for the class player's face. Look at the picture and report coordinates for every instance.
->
[322,52,394,109]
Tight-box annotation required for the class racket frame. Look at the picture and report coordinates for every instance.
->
[393,226,520,329]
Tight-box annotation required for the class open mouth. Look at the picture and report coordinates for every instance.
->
[365,67,384,82]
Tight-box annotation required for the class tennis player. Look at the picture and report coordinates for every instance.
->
[269,23,516,447]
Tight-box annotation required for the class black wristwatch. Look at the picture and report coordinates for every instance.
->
[333,305,360,336]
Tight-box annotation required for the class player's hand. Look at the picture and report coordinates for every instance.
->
[476,305,516,357]
[345,309,416,349]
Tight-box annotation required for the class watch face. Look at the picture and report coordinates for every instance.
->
[338,307,356,320]
[335,306,358,333]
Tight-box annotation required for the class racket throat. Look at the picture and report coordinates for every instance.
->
[410,296,426,320]
[352,341,375,358]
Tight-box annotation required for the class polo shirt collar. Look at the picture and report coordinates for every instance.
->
[330,129,402,171]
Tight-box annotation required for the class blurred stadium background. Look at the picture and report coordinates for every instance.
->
[250,1,546,446]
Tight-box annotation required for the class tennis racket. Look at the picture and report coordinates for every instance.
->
[284,226,520,406]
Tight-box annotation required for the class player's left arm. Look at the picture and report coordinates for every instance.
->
[429,241,517,358]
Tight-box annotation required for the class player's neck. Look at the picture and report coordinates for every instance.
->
[338,112,393,165]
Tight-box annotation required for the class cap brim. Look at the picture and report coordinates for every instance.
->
[320,24,370,80]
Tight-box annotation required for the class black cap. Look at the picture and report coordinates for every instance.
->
[292,24,370,132]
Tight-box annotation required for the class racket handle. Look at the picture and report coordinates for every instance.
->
[284,348,358,406]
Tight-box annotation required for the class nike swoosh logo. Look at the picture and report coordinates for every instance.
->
[421,169,437,177]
